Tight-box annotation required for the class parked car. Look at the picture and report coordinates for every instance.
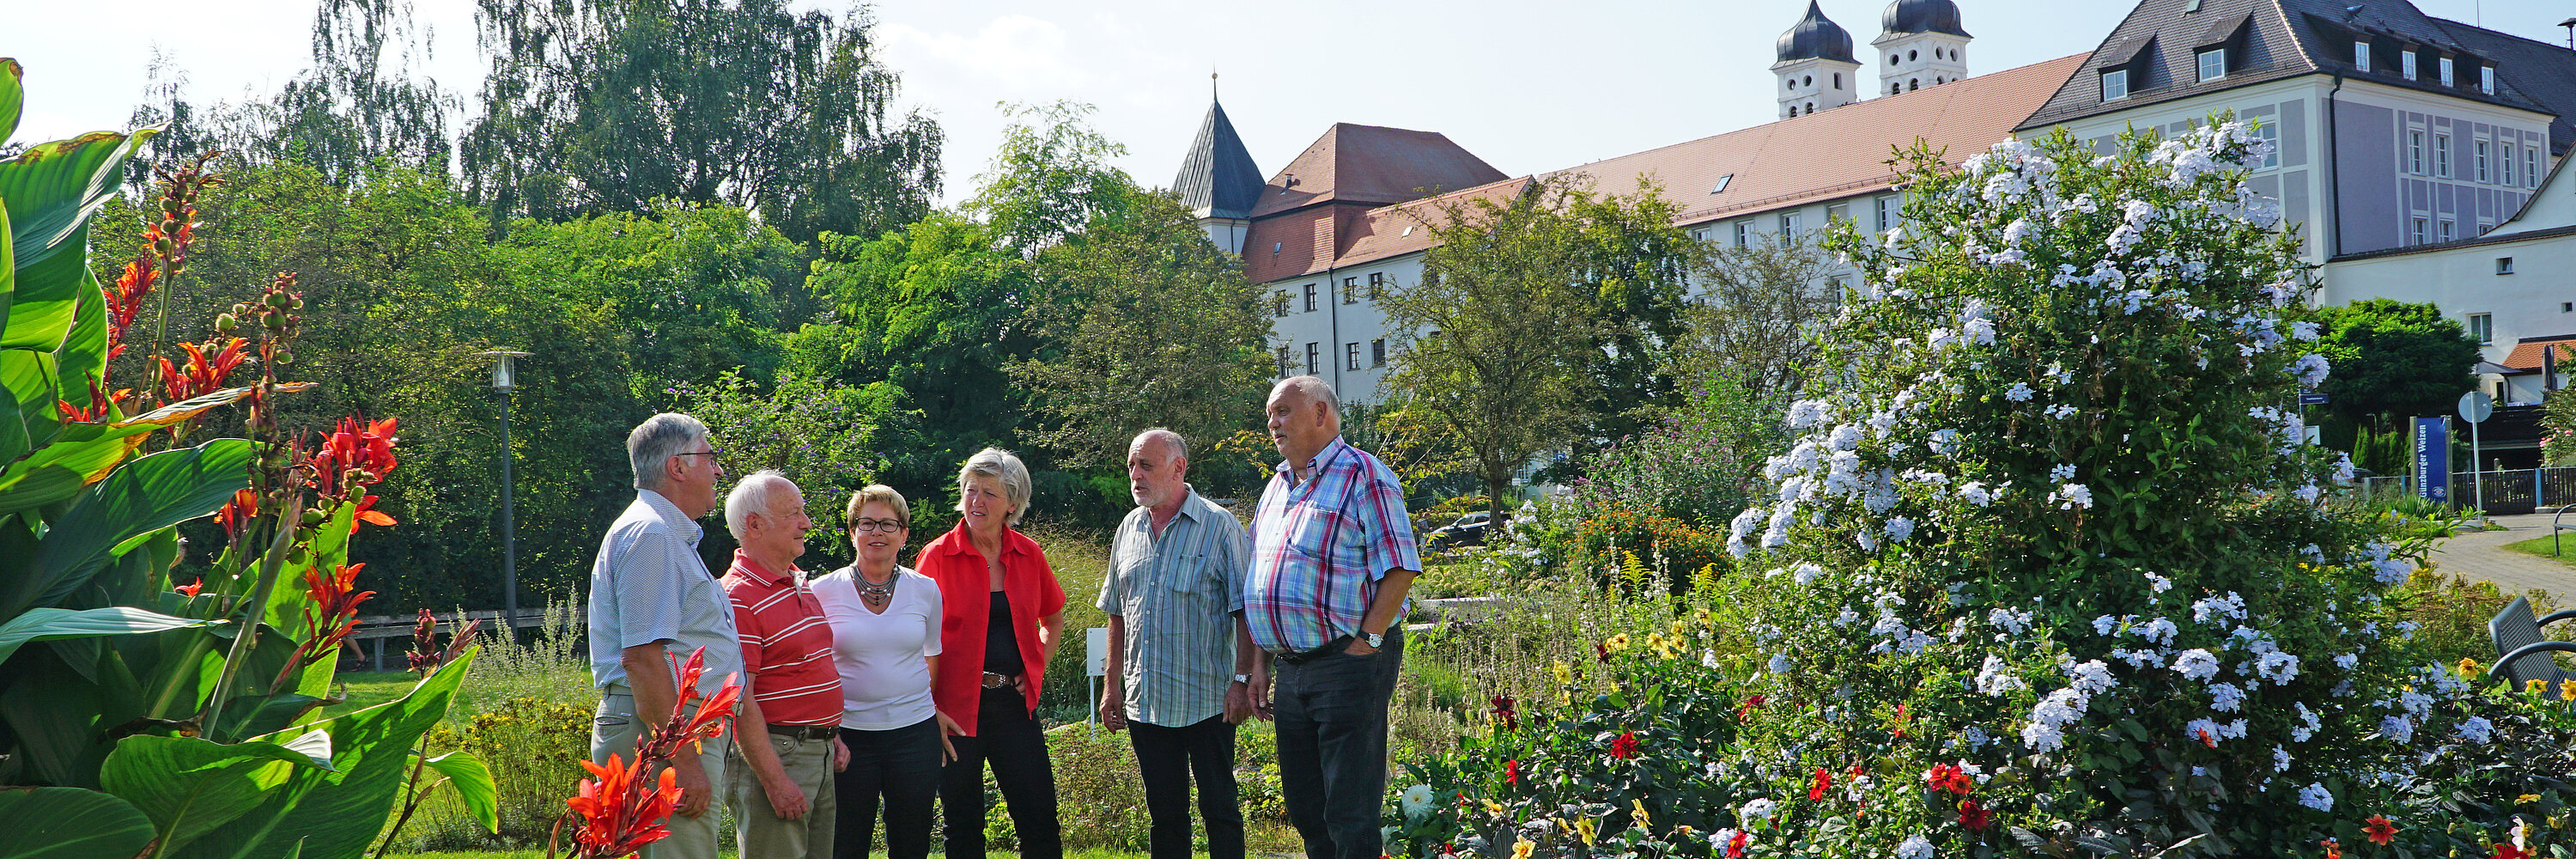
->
[1425,511,1493,551]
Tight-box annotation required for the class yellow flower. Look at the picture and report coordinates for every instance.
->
[1512,840,1534,859]
[1670,620,1687,636]
[2561,679,2576,702]
[1674,825,1695,837]
[1632,798,1652,830]
[2520,794,2543,806]
[1602,634,1631,654]
[2530,679,2550,696]
[1552,661,1572,685]
[2457,657,2481,678]
[1575,818,1597,846]
[1485,800,1506,815]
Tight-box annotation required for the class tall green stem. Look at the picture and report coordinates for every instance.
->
[200,498,301,739]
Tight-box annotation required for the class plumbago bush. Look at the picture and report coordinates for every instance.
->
[1392,122,2576,859]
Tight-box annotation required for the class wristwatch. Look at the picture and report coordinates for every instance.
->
[1363,631,1385,649]
[1232,673,1253,684]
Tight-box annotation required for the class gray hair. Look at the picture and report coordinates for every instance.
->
[1273,375,1342,419]
[1131,428,1188,465]
[724,470,799,538]
[628,413,710,491]
[957,448,1034,527]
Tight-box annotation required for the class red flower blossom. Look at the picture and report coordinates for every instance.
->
[1737,694,1765,720]
[2494,844,2529,859]
[566,753,682,857]
[217,488,259,543]
[1724,829,1749,858]
[2322,838,2341,859]
[310,415,399,505]
[175,580,203,597]
[271,564,374,691]
[2195,727,2220,749]
[1891,702,1909,739]
[2363,816,2397,845]
[1504,759,1521,785]
[1595,642,1613,663]
[1957,799,1992,830]
[158,337,250,404]
[1925,764,1974,795]
[1490,695,1517,731]
[1607,731,1641,760]
[407,608,483,676]
[1808,767,1831,801]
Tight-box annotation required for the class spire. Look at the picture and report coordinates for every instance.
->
[1777,1,1858,64]
[1173,91,1263,222]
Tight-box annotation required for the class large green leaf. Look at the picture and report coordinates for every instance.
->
[0,58,22,146]
[0,199,20,466]
[0,386,288,515]
[99,734,335,856]
[0,606,220,664]
[421,751,501,834]
[3,438,253,618]
[0,786,155,859]
[53,276,106,412]
[0,129,154,350]
[171,649,476,859]
[0,347,61,450]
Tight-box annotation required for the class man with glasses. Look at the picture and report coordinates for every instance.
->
[588,413,743,859]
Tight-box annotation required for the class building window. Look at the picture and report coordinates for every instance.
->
[1734,221,1751,247]
[1346,342,1361,370]
[1304,343,1319,375]
[1692,228,1710,242]
[1370,338,1386,367]
[2481,65,2495,94]
[1342,277,1358,304]
[1274,344,1292,376]
[1779,212,1802,235]
[2354,41,2370,72]
[2100,68,2129,101]
[2497,257,2516,275]
[1303,283,1317,313]
[2503,143,2516,186]
[1875,194,1898,233]
[1368,272,1386,299]
[2434,134,2451,178]
[2439,219,2455,242]
[1273,290,1291,317]
[2401,50,2417,80]
[2439,56,2455,86]
[2467,313,2493,344]
[1833,72,1843,90]
[2257,124,2281,169]
[2411,216,2428,244]
[2408,130,2426,174]
[2476,140,2491,183]
[1826,202,1850,224]
[2198,49,2227,82]
[1711,174,1734,193]
[2529,147,2543,188]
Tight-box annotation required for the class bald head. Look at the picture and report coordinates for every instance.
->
[1266,375,1342,467]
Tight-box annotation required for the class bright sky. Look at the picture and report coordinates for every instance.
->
[9,1,2573,206]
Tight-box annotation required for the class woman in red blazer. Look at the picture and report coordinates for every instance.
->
[922,448,1066,859]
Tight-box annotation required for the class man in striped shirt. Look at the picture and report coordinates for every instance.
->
[720,471,846,859]
[1097,429,1256,859]
[1244,376,1421,859]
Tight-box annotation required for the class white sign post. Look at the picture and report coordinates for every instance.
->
[1084,627,1109,733]
[2460,392,2493,514]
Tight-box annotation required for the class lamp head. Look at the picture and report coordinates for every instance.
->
[476,350,533,392]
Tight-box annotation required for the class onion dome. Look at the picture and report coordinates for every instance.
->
[1881,0,1971,37]
[1777,1,1859,64]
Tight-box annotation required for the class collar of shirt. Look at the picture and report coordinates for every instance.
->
[637,489,705,547]
[929,520,1034,561]
[1274,437,1352,487]
[728,548,801,587]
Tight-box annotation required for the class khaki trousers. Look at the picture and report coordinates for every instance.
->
[728,730,838,859]
[592,691,733,859]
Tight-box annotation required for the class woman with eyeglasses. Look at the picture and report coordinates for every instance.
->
[922,448,1066,859]
[814,484,958,859]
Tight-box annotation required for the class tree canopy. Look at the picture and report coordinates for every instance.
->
[2311,298,2479,436]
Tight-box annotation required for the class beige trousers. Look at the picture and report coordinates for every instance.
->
[728,730,838,859]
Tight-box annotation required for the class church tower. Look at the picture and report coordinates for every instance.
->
[1874,0,1971,96]
[1172,78,1263,255]
[1774,1,1861,119]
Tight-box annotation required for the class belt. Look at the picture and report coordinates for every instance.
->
[1273,636,1355,666]
[767,723,835,740]
[981,672,1021,689]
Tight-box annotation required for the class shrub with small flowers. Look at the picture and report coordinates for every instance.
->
[1393,119,2576,859]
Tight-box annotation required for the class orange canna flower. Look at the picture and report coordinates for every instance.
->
[2322,838,2340,859]
[565,753,681,857]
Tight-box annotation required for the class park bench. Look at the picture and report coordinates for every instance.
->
[2486,595,2576,688]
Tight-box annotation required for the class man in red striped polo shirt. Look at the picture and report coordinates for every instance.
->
[722,470,847,859]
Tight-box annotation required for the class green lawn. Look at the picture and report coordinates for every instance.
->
[2500,533,2576,564]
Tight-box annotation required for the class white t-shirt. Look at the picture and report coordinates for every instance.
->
[811,565,943,730]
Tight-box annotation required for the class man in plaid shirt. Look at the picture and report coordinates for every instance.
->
[1242,375,1421,859]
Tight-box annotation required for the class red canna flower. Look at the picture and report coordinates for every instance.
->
[158,337,250,405]
[406,608,482,676]
[1809,767,1831,801]
[1724,829,1749,858]
[175,580,203,597]
[1738,694,1765,720]
[309,415,399,504]
[1891,702,1909,739]
[1504,758,1522,785]
[2363,816,2397,845]
[272,564,374,690]
[565,753,682,857]
[217,488,259,543]
[1489,695,1517,732]
[1607,731,1641,760]
[1957,799,1993,830]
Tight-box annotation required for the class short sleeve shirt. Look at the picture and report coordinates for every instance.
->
[586,490,743,696]
[1097,487,1250,727]
[721,550,841,727]
[1243,438,1421,652]
[812,566,943,730]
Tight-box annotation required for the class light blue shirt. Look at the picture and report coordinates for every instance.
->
[587,490,743,695]
[1097,487,1250,727]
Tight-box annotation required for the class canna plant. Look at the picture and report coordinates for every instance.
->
[0,58,493,859]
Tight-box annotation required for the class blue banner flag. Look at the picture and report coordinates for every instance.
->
[2415,417,2449,503]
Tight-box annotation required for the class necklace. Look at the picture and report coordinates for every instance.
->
[855,569,896,603]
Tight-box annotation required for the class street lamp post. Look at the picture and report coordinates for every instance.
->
[477,350,532,639]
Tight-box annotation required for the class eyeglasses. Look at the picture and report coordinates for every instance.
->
[851,517,907,533]
[674,451,720,458]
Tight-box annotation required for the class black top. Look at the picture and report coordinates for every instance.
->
[984,589,1024,675]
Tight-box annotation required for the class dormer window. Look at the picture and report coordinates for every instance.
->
[2101,68,2130,101]
[2354,41,2371,72]
[2402,51,2417,80]
[2440,56,2455,86]
[2197,48,2227,82]
[2480,65,2495,94]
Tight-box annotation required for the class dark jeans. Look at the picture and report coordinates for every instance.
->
[1130,716,1244,859]
[1272,631,1403,859]
[835,718,944,859]
[939,687,1061,859]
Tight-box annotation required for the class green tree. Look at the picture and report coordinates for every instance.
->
[125,0,456,184]
[1555,177,1696,457]
[461,0,939,244]
[967,101,1140,253]
[2311,298,2478,445]
[1662,231,1840,404]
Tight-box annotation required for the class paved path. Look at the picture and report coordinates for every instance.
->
[2429,512,2576,600]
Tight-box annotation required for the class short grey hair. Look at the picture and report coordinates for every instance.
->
[957,448,1034,527]
[628,413,710,491]
[724,470,798,538]
[1131,428,1188,465]
[1273,375,1342,419]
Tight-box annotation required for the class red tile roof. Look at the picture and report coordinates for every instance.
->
[2501,337,2576,373]
[1248,124,1510,218]
[1241,52,2092,284]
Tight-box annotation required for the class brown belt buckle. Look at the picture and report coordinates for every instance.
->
[981,672,1018,689]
